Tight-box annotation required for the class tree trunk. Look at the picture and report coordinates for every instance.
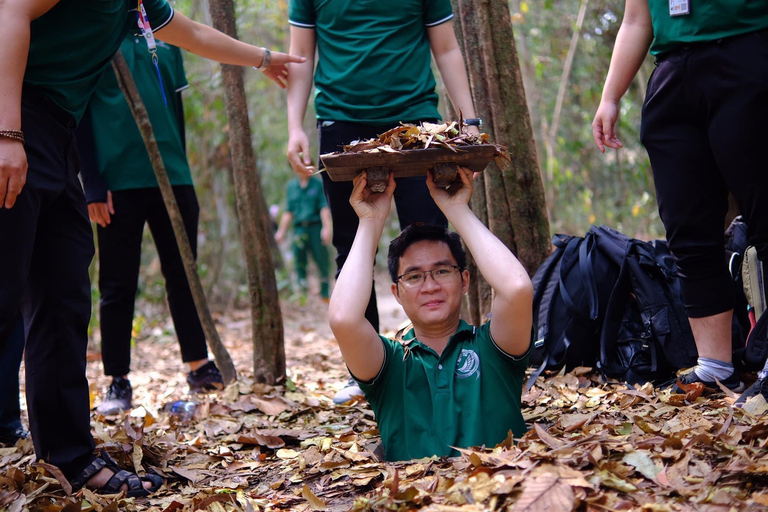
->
[452,0,551,323]
[111,51,237,384]
[207,0,286,384]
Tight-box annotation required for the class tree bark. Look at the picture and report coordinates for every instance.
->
[206,0,286,384]
[111,51,237,384]
[452,0,551,322]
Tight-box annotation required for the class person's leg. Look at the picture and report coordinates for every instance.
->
[392,175,447,230]
[98,189,147,379]
[308,224,330,299]
[144,186,210,370]
[699,30,768,399]
[19,102,96,479]
[0,313,27,444]
[640,52,739,388]
[319,121,381,331]
[292,228,310,294]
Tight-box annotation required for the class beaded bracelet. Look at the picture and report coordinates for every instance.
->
[0,130,24,144]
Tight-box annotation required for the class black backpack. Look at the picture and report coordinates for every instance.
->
[596,230,698,385]
[529,226,698,388]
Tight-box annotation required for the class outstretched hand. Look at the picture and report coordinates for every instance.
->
[350,171,395,222]
[261,51,306,88]
[426,165,474,212]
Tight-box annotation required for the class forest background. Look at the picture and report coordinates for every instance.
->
[104,0,661,325]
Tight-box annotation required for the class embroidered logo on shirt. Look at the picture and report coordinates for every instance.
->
[455,349,480,380]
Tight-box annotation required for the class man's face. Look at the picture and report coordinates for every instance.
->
[391,240,469,328]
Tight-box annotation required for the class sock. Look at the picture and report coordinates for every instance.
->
[693,357,734,382]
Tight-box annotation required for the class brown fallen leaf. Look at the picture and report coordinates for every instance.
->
[30,462,71,495]
[512,473,575,512]
[302,484,327,510]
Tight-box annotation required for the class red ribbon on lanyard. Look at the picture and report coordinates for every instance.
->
[136,0,168,106]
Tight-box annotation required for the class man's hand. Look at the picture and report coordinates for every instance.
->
[0,139,28,209]
[426,165,474,213]
[286,129,315,176]
[350,171,395,222]
[88,190,114,228]
[260,51,305,89]
[592,100,623,153]
[321,226,331,245]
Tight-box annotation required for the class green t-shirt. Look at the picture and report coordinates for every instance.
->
[288,0,453,125]
[648,0,768,55]
[25,0,174,123]
[357,320,530,461]
[285,177,327,226]
[85,37,191,191]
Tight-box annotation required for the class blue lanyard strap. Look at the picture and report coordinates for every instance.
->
[137,0,167,106]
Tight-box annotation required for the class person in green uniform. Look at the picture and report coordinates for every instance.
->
[275,175,331,300]
[328,167,532,460]
[592,1,768,397]
[286,0,481,404]
[78,35,223,416]
[0,0,303,498]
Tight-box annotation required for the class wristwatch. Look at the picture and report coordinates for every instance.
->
[463,118,483,127]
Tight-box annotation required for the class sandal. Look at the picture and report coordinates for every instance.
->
[69,451,163,498]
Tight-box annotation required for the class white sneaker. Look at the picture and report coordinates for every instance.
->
[333,377,364,404]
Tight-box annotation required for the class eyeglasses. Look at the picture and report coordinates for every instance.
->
[396,265,461,288]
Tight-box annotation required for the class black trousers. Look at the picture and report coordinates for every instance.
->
[0,314,24,435]
[640,29,768,318]
[98,186,208,377]
[0,90,96,479]
[318,120,448,332]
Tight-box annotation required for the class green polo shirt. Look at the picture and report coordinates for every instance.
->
[285,177,327,227]
[85,37,191,191]
[288,0,453,125]
[25,0,174,123]
[357,320,529,461]
[648,0,768,55]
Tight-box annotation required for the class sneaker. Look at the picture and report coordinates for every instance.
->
[332,377,364,404]
[97,377,133,415]
[736,376,768,406]
[0,426,29,446]
[672,369,745,394]
[187,361,224,392]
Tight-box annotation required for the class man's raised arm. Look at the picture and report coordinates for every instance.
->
[328,172,396,381]
[155,12,305,89]
[426,168,533,356]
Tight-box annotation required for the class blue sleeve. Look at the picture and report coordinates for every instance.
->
[288,0,316,28]
[424,0,453,26]
[141,0,175,32]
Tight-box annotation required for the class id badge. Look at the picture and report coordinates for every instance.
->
[669,0,690,16]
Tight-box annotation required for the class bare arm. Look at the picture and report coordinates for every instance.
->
[275,211,293,244]
[592,0,653,152]
[428,21,478,133]
[320,206,331,245]
[0,0,60,209]
[427,168,533,357]
[286,26,316,176]
[156,12,305,88]
[328,172,395,381]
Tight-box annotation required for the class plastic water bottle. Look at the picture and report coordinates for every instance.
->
[164,401,196,423]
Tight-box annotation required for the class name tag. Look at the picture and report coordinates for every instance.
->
[669,0,690,16]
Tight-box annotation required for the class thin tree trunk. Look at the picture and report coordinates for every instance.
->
[544,0,588,209]
[453,0,551,320]
[207,0,286,383]
[111,51,236,384]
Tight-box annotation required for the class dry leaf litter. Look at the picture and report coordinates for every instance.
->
[3,278,768,512]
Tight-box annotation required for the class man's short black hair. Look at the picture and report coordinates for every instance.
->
[387,223,466,282]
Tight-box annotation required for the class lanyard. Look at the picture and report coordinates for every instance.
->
[136,0,168,106]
